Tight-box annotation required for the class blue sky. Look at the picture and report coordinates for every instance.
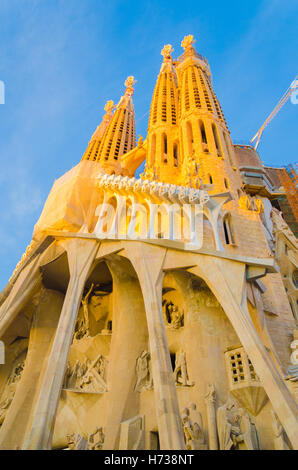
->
[0,0,297,290]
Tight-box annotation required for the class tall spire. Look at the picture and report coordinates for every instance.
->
[96,76,137,175]
[174,34,240,193]
[81,100,115,161]
[145,44,179,183]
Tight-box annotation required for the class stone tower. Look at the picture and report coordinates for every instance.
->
[0,35,297,451]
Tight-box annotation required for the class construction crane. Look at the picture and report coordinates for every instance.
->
[251,75,298,150]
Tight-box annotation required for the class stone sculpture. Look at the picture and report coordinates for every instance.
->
[165,303,184,329]
[174,351,194,387]
[0,362,25,425]
[271,411,289,450]
[135,350,153,392]
[66,433,88,450]
[182,403,206,449]
[79,354,108,393]
[88,427,105,450]
[217,397,259,450]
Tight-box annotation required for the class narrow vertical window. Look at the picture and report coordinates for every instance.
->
[223,214,235,245]
[173,142,179,167]
[199,120,208,152]
[212,124,222,157]
[186,121,193,155]
[162,134,167,163]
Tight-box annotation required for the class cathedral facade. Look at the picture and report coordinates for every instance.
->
[0,35,297,450]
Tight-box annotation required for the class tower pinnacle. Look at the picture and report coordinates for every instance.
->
[161,44,174,62]
[124,76,137,96]
[181,35,196,55]
[81,100,115,161]
[95,76,136,174]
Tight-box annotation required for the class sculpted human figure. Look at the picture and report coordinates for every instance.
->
[134,350,153,392]
[174,350,194,387]
[182,410,195,449]
[79,354,107,393]
[66,433,88,450]
[188,403,205,445]
[88,427,105,450]
[166,303,184,329]
[216,397,242,450]
[181,404,205,450]
[235,408,259,450]
[271,410,289,450]
[80,283,94,338]
[217,398,259,450]
[0,361,24,425]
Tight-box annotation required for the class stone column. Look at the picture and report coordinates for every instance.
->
[189,256,298,450]
[22,238,98,450]
[204,384,218,450]
[124,242,185,450]
[0,256,42,338]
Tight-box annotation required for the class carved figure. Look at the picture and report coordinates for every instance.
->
[174,350,194,387]
[271,410,289,450]
[165,302,184,329]
[88,427,105,450]
[80,283,94,338]
[66,433,88,450]
[79,354,107,393]
[135,350,153,392]
[0,361,24,425]
[182,403,205,449]
[217,397,240,450]
[217,397,259,450]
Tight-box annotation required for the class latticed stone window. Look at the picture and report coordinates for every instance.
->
[225,346,259,389]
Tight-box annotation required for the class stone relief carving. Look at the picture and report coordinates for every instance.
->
[174,350,194,387]
[181,403,206,450]
[79,354,108,393]
[271,410,290,450]
[134,350,153,392]
[216,397,259,450]
[0,361,25,425]
[63,355,107,393]
[74,283,111,341]
[66,428,105,450]
[164,301,184,329]
[87,427,105,450]
[66,433,88,450]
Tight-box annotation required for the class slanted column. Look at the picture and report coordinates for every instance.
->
[0,255,42,337]
[22,238,98,450]
[124,242,185,450]
[204,384,218,450]
[190,257,298,450]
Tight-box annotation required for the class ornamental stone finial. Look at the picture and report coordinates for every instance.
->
[124,76,137,96]
[104,100,115,114]
[161,44,174,61]
[181,34,196,51]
